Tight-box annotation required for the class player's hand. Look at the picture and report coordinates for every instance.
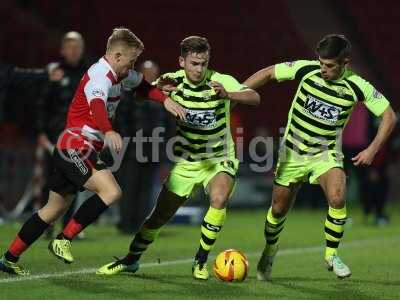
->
[157,76,179,94]
[104,131,123,153]
[37,133,54,153]
[208,81,229,98]
[164,97,186,121]
[49,68,64,82]
[352,147,377,166]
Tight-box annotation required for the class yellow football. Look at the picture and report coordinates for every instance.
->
[213,249,249,282]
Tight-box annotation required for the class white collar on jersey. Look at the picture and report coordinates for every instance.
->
[99,57,118,82]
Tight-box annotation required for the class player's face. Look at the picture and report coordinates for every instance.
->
[61,40,84,66]
[319,57,347,81]
[116,47,142,78]
[179,52,209,84]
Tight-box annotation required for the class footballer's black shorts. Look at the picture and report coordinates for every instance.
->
[48,148,108,195]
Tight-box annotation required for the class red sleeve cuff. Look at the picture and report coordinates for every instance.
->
[136,79,167,103]
[89,98,113,133]
[148,86,167,103]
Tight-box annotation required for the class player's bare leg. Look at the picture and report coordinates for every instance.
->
[257,183,301,281]
[319,167,351,278]
[143,187,188,229]
[192,172,234,280]
[39,192,75,224]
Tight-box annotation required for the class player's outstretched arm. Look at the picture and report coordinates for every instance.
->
[208,81,260,106]
[131,77,186,121]
[243,65,276,89]
[352,106,397,166]
[227,88,260,106]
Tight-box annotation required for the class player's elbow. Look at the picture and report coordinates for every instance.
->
[384,106,397,128]
[248,90,261,106]
[391,109,398,123]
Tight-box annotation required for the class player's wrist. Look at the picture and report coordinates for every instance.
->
[149,87,167,103]
[368,143,379,155]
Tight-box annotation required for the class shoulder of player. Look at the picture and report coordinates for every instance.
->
[343,72,371,100]
[277,59,319,68]
[210,70,237,83]
[345,70,366,84]
[344,70,372,89]
[161,69,185,80]
[86,62,115,84]
[82,69,113,94]
[277,59,320,81]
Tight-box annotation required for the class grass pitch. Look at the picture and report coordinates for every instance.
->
[1,206,399,300]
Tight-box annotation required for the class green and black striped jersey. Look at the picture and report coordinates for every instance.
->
[275,60,390,156]
[158,69,247,163]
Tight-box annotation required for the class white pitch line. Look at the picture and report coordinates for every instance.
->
[0,236,397,284]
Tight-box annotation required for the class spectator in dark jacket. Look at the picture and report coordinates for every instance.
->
[36,31,87,148]
[35,31,87,238]
[364,112,400,226]
[0,64,62,123]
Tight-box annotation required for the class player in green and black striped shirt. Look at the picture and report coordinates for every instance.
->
[97,36,260,280]
[244,34,397,280]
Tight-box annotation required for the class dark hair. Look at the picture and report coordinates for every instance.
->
[180,36,211,57]
[316,34,351,63]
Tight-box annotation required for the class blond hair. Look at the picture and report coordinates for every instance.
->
[106,27,144,52]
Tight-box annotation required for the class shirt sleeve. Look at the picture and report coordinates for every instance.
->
[83,76,111,105]
[153,72,178,86]
[274,60,319,82]
[121,70,144,91]
[214,74,247,93]
[350,76,390,117]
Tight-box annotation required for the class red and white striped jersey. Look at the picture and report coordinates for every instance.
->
[57,57,142,151]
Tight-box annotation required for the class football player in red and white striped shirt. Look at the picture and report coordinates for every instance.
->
[0,28,185,275]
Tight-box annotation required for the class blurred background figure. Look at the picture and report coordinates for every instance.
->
[361,113,400,226]
[0,64,63,123]
[0,61,63,222]
[342,103,371,221]
[35,31,88,238]
[343,106,399,226]
[114,60,175,234]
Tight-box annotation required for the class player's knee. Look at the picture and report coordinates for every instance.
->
[328,191,345,208]
[110,187,123,202]
[271,198,290,218]
[100,186,122,205]
[271,206,287,219]
[210,193,228,209]
[38,203,68,223]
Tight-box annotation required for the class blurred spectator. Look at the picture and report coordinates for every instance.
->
[344,104,399,226]
[35,31,88,238]
[0,58,64,220]
[363,113,400,226]
[0,64,62,123]
[342,103,371,219]
[115,60,175,234]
